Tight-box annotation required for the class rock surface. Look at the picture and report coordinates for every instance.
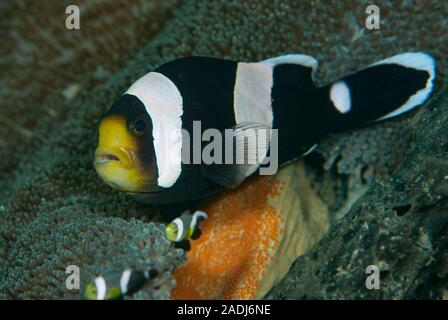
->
[267,88,448,299]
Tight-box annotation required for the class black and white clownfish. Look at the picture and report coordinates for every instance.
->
[165,210,207,251]
[84,268,158,300]
[94,52,436,204]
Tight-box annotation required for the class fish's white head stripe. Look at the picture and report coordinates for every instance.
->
[120,269,132,294]
[173,218,184,242]
[126,72,183,188]
[94,276,107,300]
[330,81,351,114]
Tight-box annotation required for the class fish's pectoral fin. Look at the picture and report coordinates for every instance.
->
[303,144,318,156]
[201,122,271,189]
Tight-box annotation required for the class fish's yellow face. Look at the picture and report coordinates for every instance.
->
[165,222,180,242]
[84,283,98,300]
[94,95,162,193]
[95,115,143,192]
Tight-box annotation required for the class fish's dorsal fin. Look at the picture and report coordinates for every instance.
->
[261,54,319,93]
[261,54,319,77]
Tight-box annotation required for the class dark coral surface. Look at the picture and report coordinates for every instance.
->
[267,87,448,299]
[0,0,447,299]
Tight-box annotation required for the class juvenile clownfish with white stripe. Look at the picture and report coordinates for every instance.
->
[94,52,436,204]
[165,210,208,251]
[84,268,158,300]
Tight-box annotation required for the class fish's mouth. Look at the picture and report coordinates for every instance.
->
[94,146,162,193]
[94,153,120,164]
[94,147,133,169]
[93,146,141,192]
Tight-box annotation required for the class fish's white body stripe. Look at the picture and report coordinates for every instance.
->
[233,62,274,127]
[190,210,208,229]
[126,72,183,188]
[233,62,274,177]
[94,276,107,300]
[173,217,184,242]
[371,52,436,121]
[232,54,318,177]
[330,81,351,113]
[120,269,132,294]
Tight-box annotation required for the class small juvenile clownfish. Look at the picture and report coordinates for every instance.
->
[94,52,436,204]
[165,210,208,251]
[84,268,158,300]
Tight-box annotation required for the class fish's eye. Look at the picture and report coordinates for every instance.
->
[129,118,148,136]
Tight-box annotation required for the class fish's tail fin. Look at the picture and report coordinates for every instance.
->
[320,52,436,132]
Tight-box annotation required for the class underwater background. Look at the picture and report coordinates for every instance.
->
[0,0,447,299]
